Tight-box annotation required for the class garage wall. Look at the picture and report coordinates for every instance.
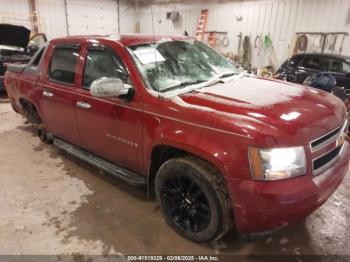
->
[36,0,68,40]
[119,1,137,33]
[135,0,350,67]
[1,0,348,67]
[0,0,32,29]
[65,0,118,35]
[0,0,133,40]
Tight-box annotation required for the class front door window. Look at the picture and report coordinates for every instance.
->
[83,47,128,89]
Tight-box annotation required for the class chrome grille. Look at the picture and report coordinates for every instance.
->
[311,119,348,175]
[310,120,346,152]
[313,146,343,175]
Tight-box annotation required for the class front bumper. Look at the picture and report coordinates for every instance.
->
[227,141,350,234]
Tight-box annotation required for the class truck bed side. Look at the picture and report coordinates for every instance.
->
[5,46,47,118]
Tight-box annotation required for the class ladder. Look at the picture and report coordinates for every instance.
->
[195,10,209,41]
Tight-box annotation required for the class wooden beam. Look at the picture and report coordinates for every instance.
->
[28,0,39,33]
[64,0,70,36]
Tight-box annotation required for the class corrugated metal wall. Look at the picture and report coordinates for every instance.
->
[0,0,126,40]
[119,1,136,33]
[65,0,118,35]
[0,0,32,29]
[36,0,68,39]
[136,0,350,66]
[0,0,349,67]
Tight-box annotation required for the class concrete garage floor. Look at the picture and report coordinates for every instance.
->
[0,100,350,257]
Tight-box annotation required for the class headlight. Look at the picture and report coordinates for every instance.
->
[248,146,306,181]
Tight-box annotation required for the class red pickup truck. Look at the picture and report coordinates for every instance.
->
[5,34,350,243]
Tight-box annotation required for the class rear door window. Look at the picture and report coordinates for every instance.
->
[301,56,328,70]
[344,62,350,74]
[49,45,80,84]
[83,46,128,89]
[328,58,350,74]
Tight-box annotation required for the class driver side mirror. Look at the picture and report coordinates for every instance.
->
[90,77,134,100]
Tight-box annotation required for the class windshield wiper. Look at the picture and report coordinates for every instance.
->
[161,80,207,92]
[218,72,236,78]
[199,72,237,89]
[159,72,237,93]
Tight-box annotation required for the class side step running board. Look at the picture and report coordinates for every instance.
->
[54,138,147,187]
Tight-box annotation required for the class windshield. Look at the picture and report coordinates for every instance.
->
[129,40,238,93]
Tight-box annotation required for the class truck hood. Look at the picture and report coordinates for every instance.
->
[0,24,30,48]
[172,77,346,145]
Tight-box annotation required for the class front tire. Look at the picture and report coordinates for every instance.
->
[155,157,233,243]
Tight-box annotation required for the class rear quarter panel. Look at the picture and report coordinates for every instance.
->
[5,70,39,115]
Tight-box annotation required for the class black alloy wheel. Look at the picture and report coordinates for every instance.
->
[155,157,233,243]
[160,174,211,233]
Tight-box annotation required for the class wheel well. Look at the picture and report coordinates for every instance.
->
[148,145,225,199]
[19,98,42,124]
[148,146,234,238]
[148,145,187,198]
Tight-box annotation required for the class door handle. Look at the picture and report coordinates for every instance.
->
[42,91,53,97]
[76,101,92,109]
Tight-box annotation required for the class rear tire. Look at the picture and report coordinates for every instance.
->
[155,157,233,243]
[37,124,47,142]
[21,100,41,124]
[37,124,52,144]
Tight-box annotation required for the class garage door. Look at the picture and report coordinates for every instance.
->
[0,0,32,30]
[66,0,118,36]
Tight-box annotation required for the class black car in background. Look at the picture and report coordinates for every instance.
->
[275,53,350,89]
[0,24,46,94]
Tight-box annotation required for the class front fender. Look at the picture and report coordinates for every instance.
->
[143,114,253,181]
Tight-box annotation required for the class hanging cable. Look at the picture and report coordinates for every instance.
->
[150,4,160,97]
[295,34,308,53]
[242,35,251,66]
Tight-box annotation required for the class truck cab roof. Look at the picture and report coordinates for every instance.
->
[51,34,193,47]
